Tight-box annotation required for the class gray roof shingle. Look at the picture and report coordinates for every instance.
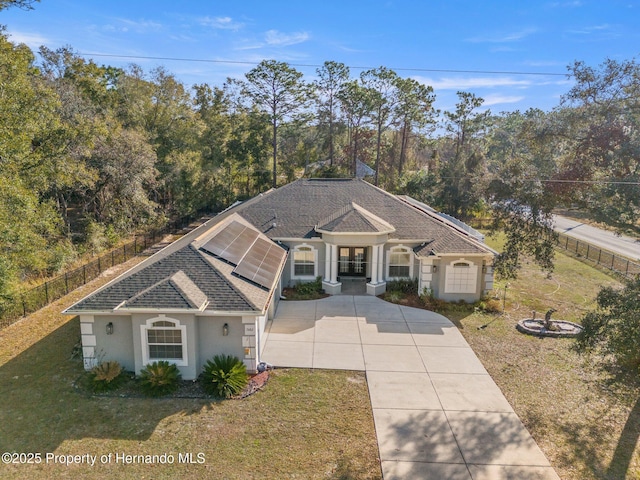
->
[237,179,491,255]
[316,202,394,233]
[68,245,258,312]
[122,271,208,310]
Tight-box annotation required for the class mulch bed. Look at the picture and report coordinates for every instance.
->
[233,370,270,399]
[77,370,270,400]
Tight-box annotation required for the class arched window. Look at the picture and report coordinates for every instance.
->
[444,259,478,294]
[141,317,187,366]
[387,246,413,279]
[292,244,317,278]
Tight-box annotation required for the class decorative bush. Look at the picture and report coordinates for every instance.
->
[201,354,248,398]
[384,291,403,303]
[419,287,447,312]
[387,278,418,295]
[476,297,502,313]
[139,361,181,397]
[294,276,323,296]
[90,360,125,393]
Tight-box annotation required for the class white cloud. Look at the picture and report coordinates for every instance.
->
[199,16,244,31]
[467,28,537,43]
[548,1,583,7]
[522,60,566,67]
[264,29,309,46]
[234,41,265,51]
[482,94,526,106]
[566,23,613,35]
[413,76,532,90]
[104,18,163,33]
[7,30,51,49]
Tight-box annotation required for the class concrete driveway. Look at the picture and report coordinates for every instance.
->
[262,295,560,480]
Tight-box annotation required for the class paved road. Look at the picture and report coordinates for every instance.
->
[553,215,640,261]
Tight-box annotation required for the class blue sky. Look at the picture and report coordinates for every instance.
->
[2,0,639,113]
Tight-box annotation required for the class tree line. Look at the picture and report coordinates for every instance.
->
[1,23,639,308]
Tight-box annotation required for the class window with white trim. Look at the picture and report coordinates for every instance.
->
[141,317,187,366]
[444,260,478,294]
[387,246,412,278]
[292,245,317,278]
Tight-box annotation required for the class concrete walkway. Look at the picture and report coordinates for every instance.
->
[262,296,560,480]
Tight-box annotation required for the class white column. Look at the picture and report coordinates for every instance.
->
[377,245,384,283]
[324,243,331,282]
[370,245,379,284]
[330,244,338,283]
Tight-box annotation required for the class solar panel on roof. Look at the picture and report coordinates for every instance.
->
[233,238,286,290]
[201,220,259,265]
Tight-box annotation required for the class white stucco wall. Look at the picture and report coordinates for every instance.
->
[92,315,135,371]
[196,316,247,374]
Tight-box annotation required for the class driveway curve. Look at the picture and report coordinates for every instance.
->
[262,296,560,480]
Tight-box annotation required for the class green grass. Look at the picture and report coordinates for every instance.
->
[3,236,640,479]
[0,258,380,480]
[453,233,640,480]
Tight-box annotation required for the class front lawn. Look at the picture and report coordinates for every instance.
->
[458,243,640,480]
[384,235,639,479]
[0,258,380,480]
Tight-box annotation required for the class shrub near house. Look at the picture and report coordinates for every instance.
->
[64,178,495,381]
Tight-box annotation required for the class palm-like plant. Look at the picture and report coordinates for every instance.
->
[90,360,125,392]
[201,355,248,398]
[139,361,181,397]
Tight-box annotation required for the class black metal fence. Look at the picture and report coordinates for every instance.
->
[467,218,639,279]
[556,232,640,279]
[0,213,212,328]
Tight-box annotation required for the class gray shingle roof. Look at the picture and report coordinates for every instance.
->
[236,179,491,255]
[68,245,258,312]
[122,271,208,310]
[316,202,394,233]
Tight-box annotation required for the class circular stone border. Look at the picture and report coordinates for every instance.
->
[516,319,584,338]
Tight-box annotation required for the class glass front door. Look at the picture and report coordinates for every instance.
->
[338,247,367,277]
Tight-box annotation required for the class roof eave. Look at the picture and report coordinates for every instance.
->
[314,227,395,235]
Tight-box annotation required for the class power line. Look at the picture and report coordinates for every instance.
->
[539,179,640,185]
[437,176,639,185]
[77,53,569,77]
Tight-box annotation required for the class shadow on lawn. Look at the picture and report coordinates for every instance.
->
[552,366,640,480]
[0,317,208,454]
[606,395,640,479]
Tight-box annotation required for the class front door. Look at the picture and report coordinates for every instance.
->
[338,247,367,277]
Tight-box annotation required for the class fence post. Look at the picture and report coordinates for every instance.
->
[134,236,137,254]
[598,249,602,265]
[565,236,569,249]
[22,296,26,317]
[611,254,615,270]
[586,244,590,259]
[65,272,69,294]
[576,240,579,253]
[98,256,101,273]
[44,282,49,304]
[626,260,629,276]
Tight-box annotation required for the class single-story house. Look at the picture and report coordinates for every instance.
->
[64,178,496,379]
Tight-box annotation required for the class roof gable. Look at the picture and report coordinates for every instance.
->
[122,270,208,310]
[66,245,261,313]
[316,202,395,234]
[235,179,493,255]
